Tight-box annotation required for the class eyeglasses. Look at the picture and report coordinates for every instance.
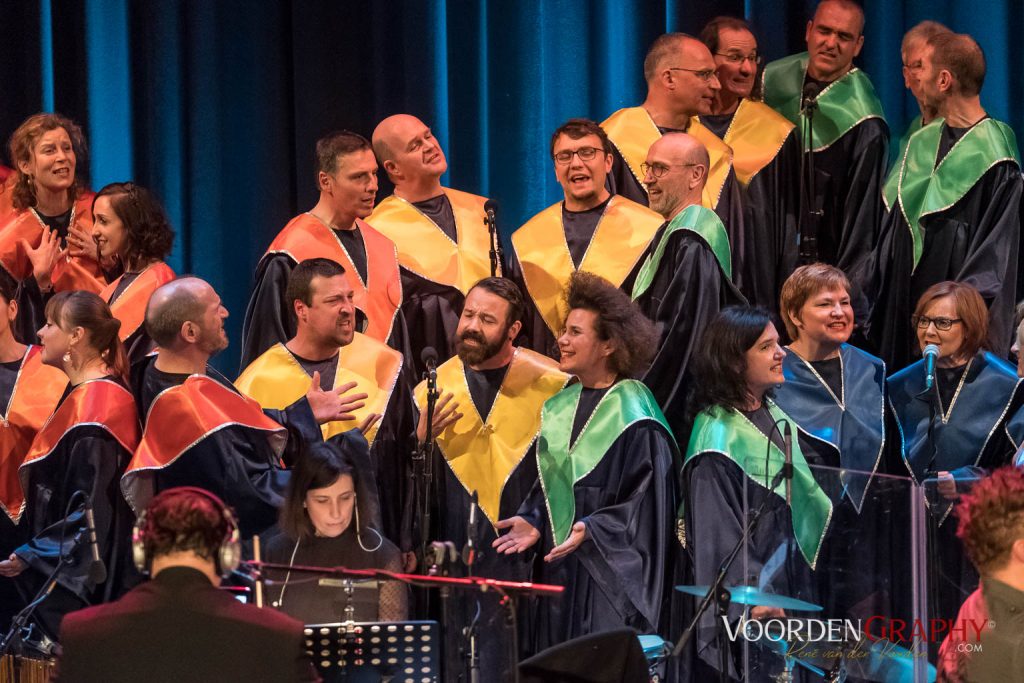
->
[911,315,963,331]
[640,162,699,179]
[553,146,602,165]
[667,67,717,82]
[716,52,762,65]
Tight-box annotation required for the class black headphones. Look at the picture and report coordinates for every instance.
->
[132,487,241,578]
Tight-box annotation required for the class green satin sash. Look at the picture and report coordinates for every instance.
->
[631,204,731,299]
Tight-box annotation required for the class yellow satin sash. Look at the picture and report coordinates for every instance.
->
[721,99,795,186]
[602,106,733,209]
[414,348,568,527]
[235,334,402,445]
[511,196,662,336]
[367,188,492,294]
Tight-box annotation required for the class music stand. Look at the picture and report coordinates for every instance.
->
[303,620,440,683]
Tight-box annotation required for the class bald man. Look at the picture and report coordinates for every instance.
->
[601,33,751,299]
[631,133,745,429]
[122,277,367,537]
[867,32,1022,369]
[368,115,495,378]
[762,0,887,293]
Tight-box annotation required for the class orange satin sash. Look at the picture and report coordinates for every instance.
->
[265,214,402,342]
[101,262,177,341]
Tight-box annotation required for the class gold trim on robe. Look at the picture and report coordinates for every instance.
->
[264,214,402,343]
[0,346,66,523]
[101,262,177,341]
[367,188,492,294]
[235,333,403,445]
[414,348,569,528]
[602,106,734,209]
[721,99,796,186]
[511,195,662,336]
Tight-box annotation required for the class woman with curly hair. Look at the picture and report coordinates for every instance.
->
[494,271,679,653]
[0,113,108,342]
[683,305,839,681]
[91,183,176,362]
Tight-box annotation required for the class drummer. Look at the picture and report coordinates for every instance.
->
[682,306,839,681]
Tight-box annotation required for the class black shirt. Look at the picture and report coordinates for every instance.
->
[0,357,23,416]
[743,403,787,452]
[700,113,734,140]
[465,363,509,419]
[412,194,458,242]
[108,270,143,305]
[139,366,193,416]
[808,356,843,402]
[571,385,611,446]
[562,197,611,269]
[935,364,968,416]
[334,227,368,284]
[936,118,986,165]
[33,206,73,242]
[288,349,340,392]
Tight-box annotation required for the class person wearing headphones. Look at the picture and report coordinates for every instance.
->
[56,487,319,683]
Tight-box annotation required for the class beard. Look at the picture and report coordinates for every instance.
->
[456,328,506,366]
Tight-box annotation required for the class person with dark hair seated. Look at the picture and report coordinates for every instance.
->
[237,258,414,552]
[263,441,407,624]
[57,487,318,683]
[494,271,679,654]
[122,277,367,538]
[0,291,139,641]
[888,281,1024,625]
[0,267,65,630]
[683,305,838,680]
[91,182,176,364]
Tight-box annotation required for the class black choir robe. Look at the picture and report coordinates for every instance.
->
[123,358,318,538]
[866,119,1021,370]
[14,378,140,640]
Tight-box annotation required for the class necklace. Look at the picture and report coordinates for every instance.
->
[935,357,973,424]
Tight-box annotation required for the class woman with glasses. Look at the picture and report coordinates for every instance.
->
[0,114,108,343]
[91,183,176,363]
[887,280,1023,624]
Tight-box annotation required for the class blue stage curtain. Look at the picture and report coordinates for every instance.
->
[1,0,1020,371]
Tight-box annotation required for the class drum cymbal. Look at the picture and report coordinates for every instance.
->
[674,585,823,612]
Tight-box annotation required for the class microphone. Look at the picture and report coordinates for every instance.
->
[483,199,499,216]
[783,421,793,508]
[801,82,821,108]
[923,344,940,391]
[462,490,478,568]
[421,346,438,382]
[84,503,107,585]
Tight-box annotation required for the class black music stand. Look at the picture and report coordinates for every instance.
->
[303,620,440,683]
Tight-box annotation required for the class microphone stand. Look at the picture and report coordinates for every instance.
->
[799,93,822,265]
[415,361,440,565]
[485,206,502,277]
[672,460,793,682]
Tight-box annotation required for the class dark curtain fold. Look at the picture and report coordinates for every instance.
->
[1,0,1022,372]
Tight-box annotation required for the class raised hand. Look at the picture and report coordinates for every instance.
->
[544,521,586,562]
[68,222,97,260]
[492,516,541,554]
[357,412,382,435]
[22,229,64,290]
[305,372,369,425]
[415,391,462,443]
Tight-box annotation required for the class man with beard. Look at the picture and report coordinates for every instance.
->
[631,132,746,431]
[122,277,365,538]
[413,277,567,680]
[507,118,662,358]
[762,0,888,294]
[241,131,404,369]
[867,32,1021,369]
[237,258,416,550]
[882,21,951,216]
[369,115,496,379]
[601,33,750,297]
[699,17,801,314]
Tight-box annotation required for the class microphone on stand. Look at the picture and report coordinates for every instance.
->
[783,421,793,509]
[923,344,940,391]
[84,502,107,585]
[421,346,439,383]
[462,491,479,569]
[484,199,502,277]
[801,81,822,110]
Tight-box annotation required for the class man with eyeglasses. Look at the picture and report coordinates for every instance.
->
[762,0,888,300]
[630,132,745,428]
[601,33,750,300]
[698,16,802,316]
[507,118,662,358]
[368,115,496,379]
[866,32,1022,370]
